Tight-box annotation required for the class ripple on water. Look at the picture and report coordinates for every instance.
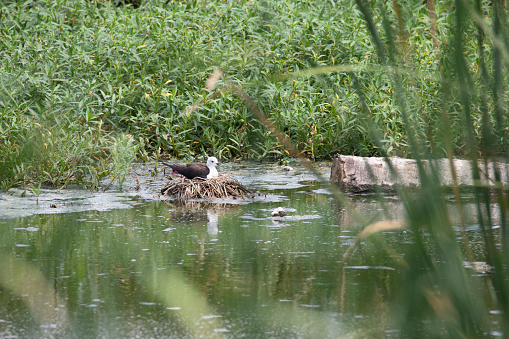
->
[344,266,396,271]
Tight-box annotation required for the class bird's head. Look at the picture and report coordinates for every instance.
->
[207,156,220,168]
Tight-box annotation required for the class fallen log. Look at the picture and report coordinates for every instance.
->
[330,154,509,192]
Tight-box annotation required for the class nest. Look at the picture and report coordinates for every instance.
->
[161,175,251,200]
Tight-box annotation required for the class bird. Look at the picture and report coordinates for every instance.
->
[162,157,220,179]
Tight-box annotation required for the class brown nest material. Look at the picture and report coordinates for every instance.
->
[161,175,251,200]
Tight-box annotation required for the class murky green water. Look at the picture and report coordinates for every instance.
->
[0,162,501,338]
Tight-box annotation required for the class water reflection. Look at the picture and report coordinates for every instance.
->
[207,210,219,236]
[0,162,504,337]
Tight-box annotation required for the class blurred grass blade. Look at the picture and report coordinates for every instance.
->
[0,255,68,329]
[342,219,407,262]
[142,268,225,338]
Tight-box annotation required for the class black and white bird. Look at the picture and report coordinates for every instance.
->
[162,157,220,179]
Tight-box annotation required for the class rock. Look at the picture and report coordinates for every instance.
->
[330,154,509,192]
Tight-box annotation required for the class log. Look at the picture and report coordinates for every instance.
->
[330,154,509,192]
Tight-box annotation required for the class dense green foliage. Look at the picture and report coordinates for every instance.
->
[0,0,507,189]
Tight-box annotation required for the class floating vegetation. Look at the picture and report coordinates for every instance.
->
[161,175,251,200]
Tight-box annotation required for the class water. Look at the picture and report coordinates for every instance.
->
[0,161,502,338]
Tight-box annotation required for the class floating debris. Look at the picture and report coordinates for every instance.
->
[271,207,287,217]
[271,214,321,222]
[269,207,321,222]
[161,175,251,200]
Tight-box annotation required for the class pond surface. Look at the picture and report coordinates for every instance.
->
[0,161,502,338]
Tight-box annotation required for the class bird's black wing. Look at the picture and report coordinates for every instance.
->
[161,162,209,179]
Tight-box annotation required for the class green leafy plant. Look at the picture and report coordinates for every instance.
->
[31,182,42,205]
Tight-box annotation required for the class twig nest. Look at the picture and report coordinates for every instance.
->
[161,175,251,200]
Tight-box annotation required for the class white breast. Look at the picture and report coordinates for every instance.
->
[207,167,219,178]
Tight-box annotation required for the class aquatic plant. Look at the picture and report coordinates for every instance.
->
[103,134,137,191]
[31,183,42,205]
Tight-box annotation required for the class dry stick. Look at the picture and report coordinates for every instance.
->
[426,0,439,49]
[228,84,304,160]
[220,183,227,198]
